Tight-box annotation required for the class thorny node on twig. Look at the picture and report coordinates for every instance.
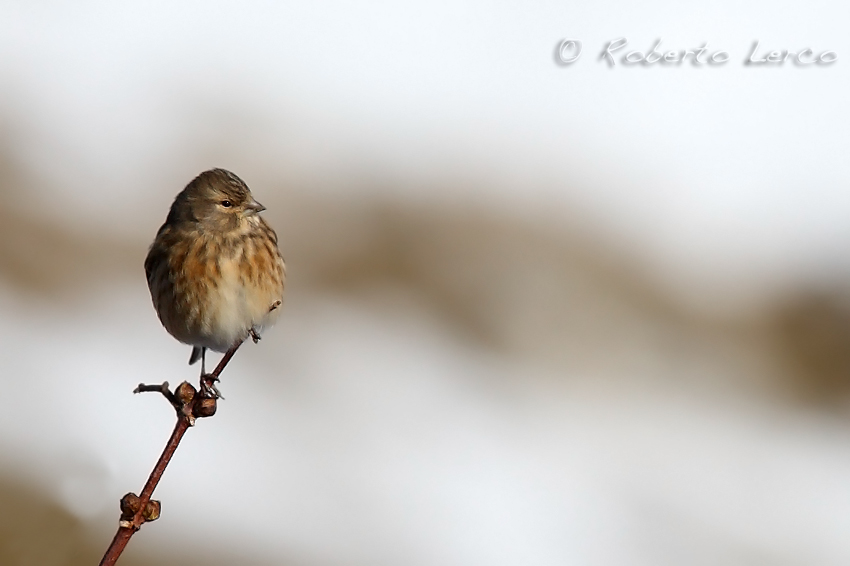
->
[134,379,216,426]
[119,493,160,527]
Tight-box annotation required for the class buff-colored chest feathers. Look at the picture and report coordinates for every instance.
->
[170,221,284,345]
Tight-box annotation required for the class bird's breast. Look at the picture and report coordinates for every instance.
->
[200,235,284,348]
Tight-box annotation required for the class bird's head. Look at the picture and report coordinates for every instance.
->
[168,168,266,232]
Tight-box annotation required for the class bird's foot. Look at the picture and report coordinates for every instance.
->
[249,327,261,343]
[200,374,225,400]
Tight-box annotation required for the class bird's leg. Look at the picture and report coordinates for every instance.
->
[199,369,224,400]
[200,347,207,376]
[248,301,279,344]
[199,341,243,400]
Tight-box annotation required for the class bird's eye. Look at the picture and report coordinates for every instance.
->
[221,200,232,208]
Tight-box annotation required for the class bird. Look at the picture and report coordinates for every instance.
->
[144,169,285,394]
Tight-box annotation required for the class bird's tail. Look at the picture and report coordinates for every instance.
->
[189,346,204,365]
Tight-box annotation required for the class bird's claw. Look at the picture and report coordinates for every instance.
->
[200,374,225,400]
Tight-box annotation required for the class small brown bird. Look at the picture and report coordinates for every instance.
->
[145,169,285,386]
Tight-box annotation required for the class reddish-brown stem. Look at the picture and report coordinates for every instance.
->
[211,340,241,379]
[98,417,190,566]
[98,340,244,566]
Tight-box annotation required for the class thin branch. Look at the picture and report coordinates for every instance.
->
[98,418,190,566]
[133,382,180,408]
[98,339,244,566]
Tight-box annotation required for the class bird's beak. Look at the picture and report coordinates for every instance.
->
[245,199,266,214]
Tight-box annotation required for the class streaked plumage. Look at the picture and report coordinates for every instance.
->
[145,169,285,372]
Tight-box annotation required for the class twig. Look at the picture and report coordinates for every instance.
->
[133,382,180,408]
[98,339,244,566]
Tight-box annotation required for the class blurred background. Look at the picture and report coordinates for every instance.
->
[2,1,850,564]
